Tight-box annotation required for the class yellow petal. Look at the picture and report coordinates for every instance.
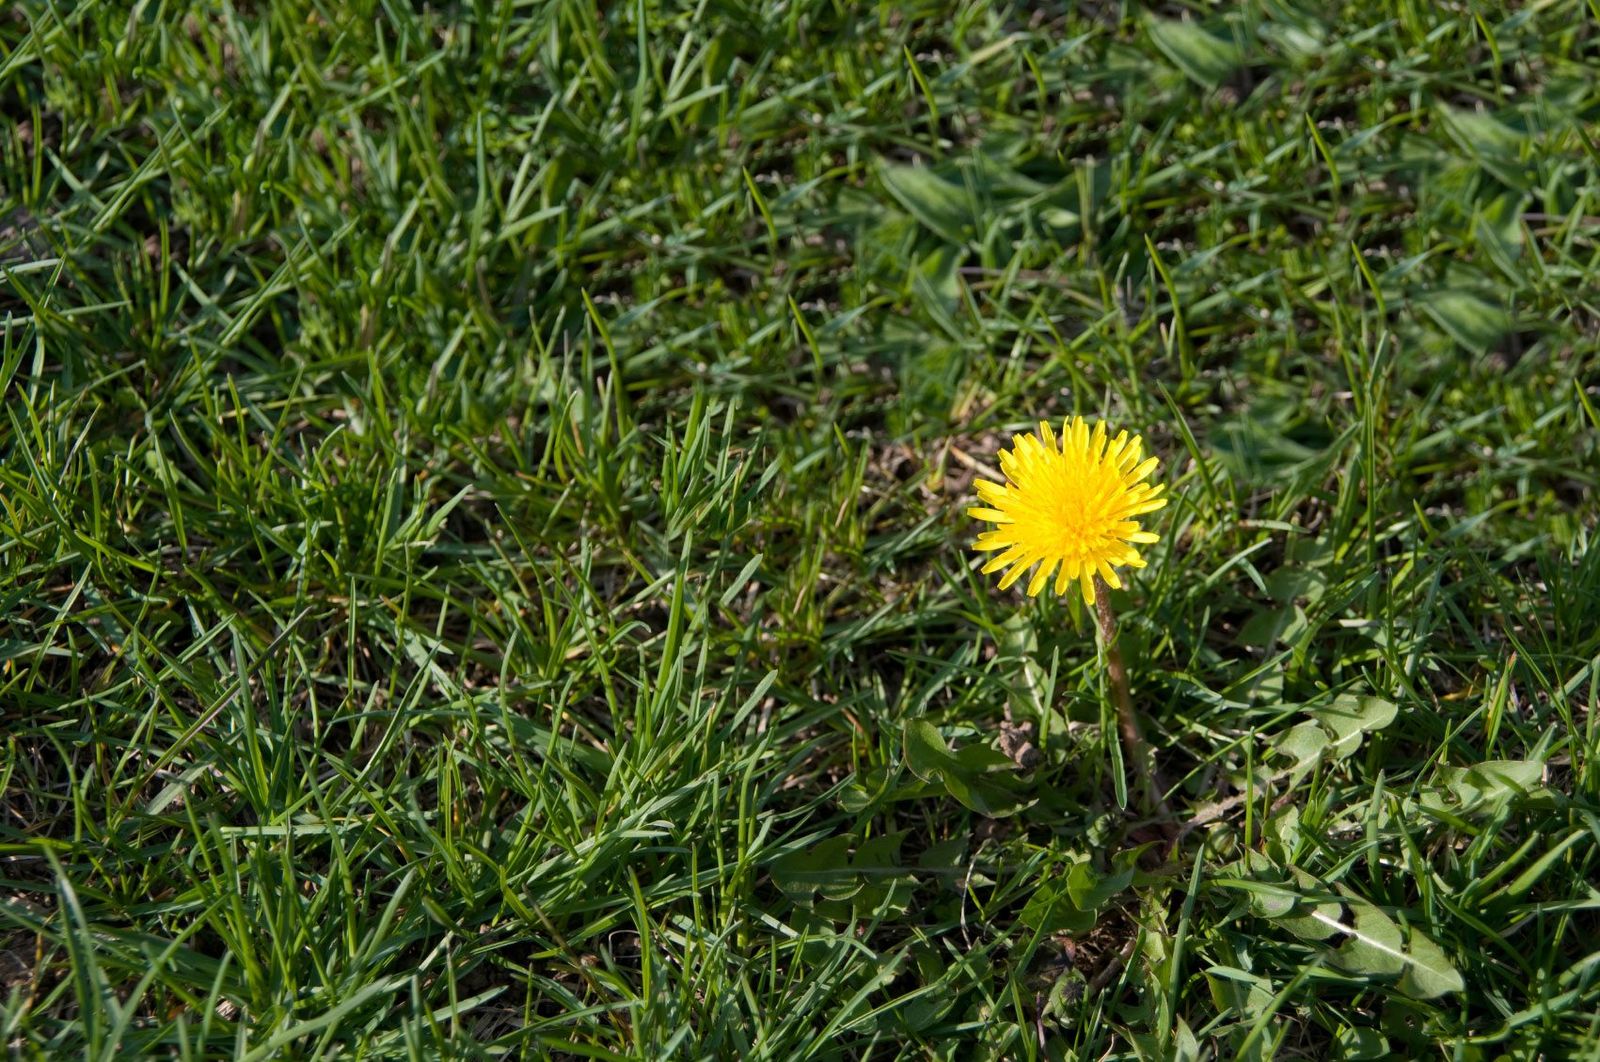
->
[1026,558,1056,597]
[971,530,1015,551]
[997,559,1031,591]
[1054,558,1074,596]
[982,546,1025,574]
[1079,569,1096,607]
[1117,438,1143,471]
[974,479,1008,503]
[966,507,1011,523]
[1128,456,1160,483]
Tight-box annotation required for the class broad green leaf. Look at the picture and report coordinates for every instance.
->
[1396,926,1466,998]
[1018,880,1097,935]
[966,152,1049,198]
[897,975,957,1034]
[1277,869,1342,941]
[1266,805,1301,858]
[904,720,961,780]
[902,721,1029,817]
[1238,605,1301,649]
[1313,694,1397,758]
[1276,722,1329,773]
[911,245,963,321]
[1145,16,1242,87]
[953,741,1015,774]
[1267,566,1326,605]
[918,836,968,875]
[952,773,1030,817]
[836,765,890,813]
[1474,191,1530,282]
[1336,1026,1391,1060]
[1463,759,1544,791]
[1279,907,1341,941]
[1324,901,1464,998]
[1247,882,1298,920]
[1065,858,1133,912]
[1417,289,1510,352]
[1432,102,1533,191]
[1041,207,1079,229]
[1258,19,1326,64]
[771,833,914,910]
[1002,614,1049,720]
[1436,758,1546,811]
[878,164,972,245]
[1330,901,1406,977]
[846,832,914,909]
[771,835,854,902]
[1206,966,1275,1026]
[1228,855,1341,938]
[1172,1018,1201,1062]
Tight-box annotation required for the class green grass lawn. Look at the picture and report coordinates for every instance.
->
[3,1,1600,1057]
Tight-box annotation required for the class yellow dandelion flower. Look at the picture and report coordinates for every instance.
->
[967,416,1167,606]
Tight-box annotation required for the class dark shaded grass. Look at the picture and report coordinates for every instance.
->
[2,1,1599,1057]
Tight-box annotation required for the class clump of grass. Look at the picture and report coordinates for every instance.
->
[2,1,1599,1057]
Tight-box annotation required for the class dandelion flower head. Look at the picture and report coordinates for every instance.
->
[968,416,1166,606]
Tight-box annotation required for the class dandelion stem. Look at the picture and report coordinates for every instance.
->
[1093,579,1170,818]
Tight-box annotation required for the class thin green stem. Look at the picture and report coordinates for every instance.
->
[1094,578,1170,818]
